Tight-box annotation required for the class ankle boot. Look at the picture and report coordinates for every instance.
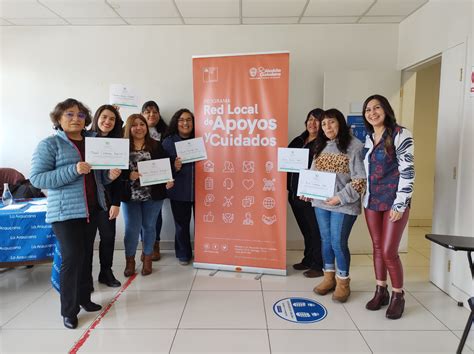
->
[141,254,153,276]
[124,256,136,277]
[366,285,390,311]
[332,276,351,303]
[152,242,161,261]
[386,291,405,319]
[313,271,336,295]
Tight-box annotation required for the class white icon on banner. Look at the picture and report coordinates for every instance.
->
[242,196,255,208]
[222,213,234,224]
[203,160,215,172]
[265,161,274,173]
[242,179,254,190]
[204,194,215,206]
[212,243,219,251]
[262,215,277,225]
[221,244,229,252]
[205,177,214,190]
[263,197,276,209]
[223,196,234,207]
[203,243,210,250]
[223,178,234,190]
[203,212,215,223]
[203,67,218,83]
[223,161,235,173]
[263,178,276,191]
[243,212,254,225]
[242,161,255,173]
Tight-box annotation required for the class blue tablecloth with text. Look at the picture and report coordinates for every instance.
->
[0,199,55,263]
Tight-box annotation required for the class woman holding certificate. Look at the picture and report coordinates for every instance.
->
[288,108,324,278]
[305,109,366,303]
[30,98,121,329]
[89,105,123,288]
[162,109,194,265]
[122,114,173,277]
[141,100,168,261]
[362,94,415,319]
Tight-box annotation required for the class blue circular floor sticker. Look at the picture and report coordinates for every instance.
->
[273,297,327,323]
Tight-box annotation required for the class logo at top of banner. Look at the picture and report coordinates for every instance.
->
[203,67,218,83]
[249,66,282,80]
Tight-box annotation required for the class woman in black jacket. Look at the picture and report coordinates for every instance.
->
[288,108,324,278]
[89,104,123,287]
[121,114,174,277]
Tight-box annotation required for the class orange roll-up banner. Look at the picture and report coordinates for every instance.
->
[193,52,289,275]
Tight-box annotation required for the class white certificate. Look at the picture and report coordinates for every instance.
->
[85,137,130,169]
[297,170,337,200]
[109,84,139,108]
[277,148,309,172]
[175,137,208,163]
[138,158,173,186]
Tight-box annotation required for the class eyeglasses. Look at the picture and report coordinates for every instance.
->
[178,118,192,124]
[63,112,87,120]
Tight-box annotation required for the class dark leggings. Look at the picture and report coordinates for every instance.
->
[364,208,410,289]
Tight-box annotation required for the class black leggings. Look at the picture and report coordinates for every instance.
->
[52,213,98,317]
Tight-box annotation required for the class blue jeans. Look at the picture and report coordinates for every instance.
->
[123,199,164,257]
[314,208,357,277]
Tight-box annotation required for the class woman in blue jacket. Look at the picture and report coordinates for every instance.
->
[162,109,194,265]
[89,105,123,288]
[30,98,121,329]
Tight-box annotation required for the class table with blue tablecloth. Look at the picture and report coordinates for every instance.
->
[0,198,55,267]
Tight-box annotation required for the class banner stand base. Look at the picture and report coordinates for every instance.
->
[193,262,287,276]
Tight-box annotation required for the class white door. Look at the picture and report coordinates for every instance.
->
[430,43,466,291]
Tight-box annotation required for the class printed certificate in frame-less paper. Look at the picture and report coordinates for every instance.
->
[85,137,129,169]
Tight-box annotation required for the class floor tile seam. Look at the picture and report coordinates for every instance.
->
[341,295,374,353]
[0,287,52,329]
[168,264,198,354]
[259,276,272,354]
[407,246,431,261]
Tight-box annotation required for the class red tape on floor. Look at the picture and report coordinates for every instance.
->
[69,273,138,354]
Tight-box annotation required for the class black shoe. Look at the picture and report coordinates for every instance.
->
[303,269,324,278]
[98,271,122,288]
[80,301,102,312]
[293,262,310,271]
[63,316,78,329]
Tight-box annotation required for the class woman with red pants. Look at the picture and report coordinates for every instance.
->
[362,94,415,320]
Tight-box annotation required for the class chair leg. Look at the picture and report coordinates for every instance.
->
[456,297,474,354]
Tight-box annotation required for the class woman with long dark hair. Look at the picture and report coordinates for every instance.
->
[304,109,366,303]
[141,100,168,261]
[288,108,324,278]
[89,104,123,287]
[121,114,173,277]
[362,94,415,319]
[162,108,194,265]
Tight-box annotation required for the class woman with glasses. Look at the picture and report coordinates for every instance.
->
[162,109,194,265]
[30,98,121,329]
[141,101,168,261]
[122,114,174,277]
[89,105,123,288]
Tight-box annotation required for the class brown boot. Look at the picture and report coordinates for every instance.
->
[313,271,336,295]
[141,254,153,276]
[152,242,161,261]
[332,276,351,303]
[386,291,405,319]
[366,285,390,311]
[124,256,136,277]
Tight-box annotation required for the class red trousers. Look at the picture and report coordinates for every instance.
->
[364,208,410,289]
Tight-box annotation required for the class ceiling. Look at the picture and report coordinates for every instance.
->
[0,0,429,26]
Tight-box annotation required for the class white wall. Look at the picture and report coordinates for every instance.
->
[0,24,399,246]
[398,0,473,299]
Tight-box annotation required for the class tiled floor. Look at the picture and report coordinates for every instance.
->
[1,227,472,353]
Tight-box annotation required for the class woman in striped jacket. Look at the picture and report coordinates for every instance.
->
[362,94,415,320]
